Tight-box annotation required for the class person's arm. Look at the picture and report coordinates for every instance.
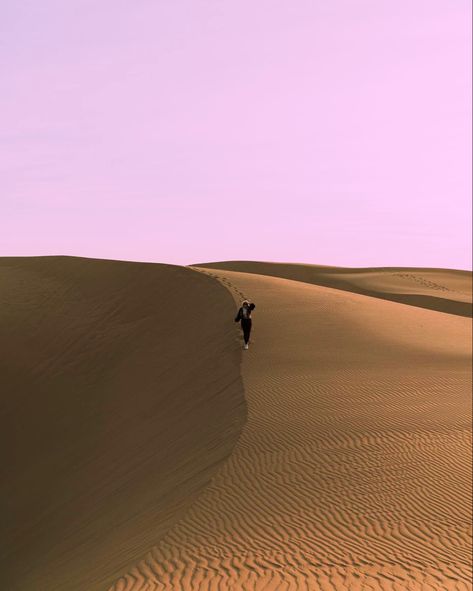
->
[234,308,242,322]
[249,303,256,311]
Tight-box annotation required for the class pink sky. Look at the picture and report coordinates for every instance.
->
[1,1,471,269]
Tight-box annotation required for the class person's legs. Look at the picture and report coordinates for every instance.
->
[242,319,252,344]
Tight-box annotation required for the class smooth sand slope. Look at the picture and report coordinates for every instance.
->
[196,261,472,317]
[111,265,472,590]
[0,257,245,591]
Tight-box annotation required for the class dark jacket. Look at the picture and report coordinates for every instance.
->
[235,303,256,322]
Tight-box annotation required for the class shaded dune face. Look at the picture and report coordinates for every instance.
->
[194,261,472,317]
[0,256,245,591]
[111,266,471,590]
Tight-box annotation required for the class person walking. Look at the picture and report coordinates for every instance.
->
[235,300,256,350]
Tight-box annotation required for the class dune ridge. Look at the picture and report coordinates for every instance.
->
[194,260,472,317]
[111,265,472,590]
[0,256,246,591]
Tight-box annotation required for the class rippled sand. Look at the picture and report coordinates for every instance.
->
[111,263,471,590]
[2,257,470,590]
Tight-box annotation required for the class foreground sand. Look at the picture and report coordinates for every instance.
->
[111,264,472,590]
[0,257,245,591]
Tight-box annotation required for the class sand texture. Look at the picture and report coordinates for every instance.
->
[2,257,470,590]
[0,257,245,591]
[110,264,472,590]
[195,261,472,318]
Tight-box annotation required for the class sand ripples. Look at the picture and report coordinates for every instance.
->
[111,269,471,590]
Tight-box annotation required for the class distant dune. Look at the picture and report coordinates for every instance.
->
[2,258,471,591]
[111,262,472,590]
[0,256,245,591]
[194,260,472,317]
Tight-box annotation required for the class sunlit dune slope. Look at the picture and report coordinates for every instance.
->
[0,256,245,591]
[194,260,472,317]
[111,266,472,590]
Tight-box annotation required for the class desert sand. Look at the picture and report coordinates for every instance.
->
[0,256,245,591]
[1,258,471,590]
[109,262,471,590]
[196,261,473,317]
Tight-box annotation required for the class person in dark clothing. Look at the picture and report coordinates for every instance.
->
[235,300,256,349]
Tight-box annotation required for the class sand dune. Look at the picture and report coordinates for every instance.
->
[194,261,472,317]
[2,258,470,590]
[110,264,472,590]
[0,256,245,591]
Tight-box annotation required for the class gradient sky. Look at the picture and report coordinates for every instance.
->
[1,1,471,269]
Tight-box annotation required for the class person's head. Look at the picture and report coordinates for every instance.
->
[242,300,249,308]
